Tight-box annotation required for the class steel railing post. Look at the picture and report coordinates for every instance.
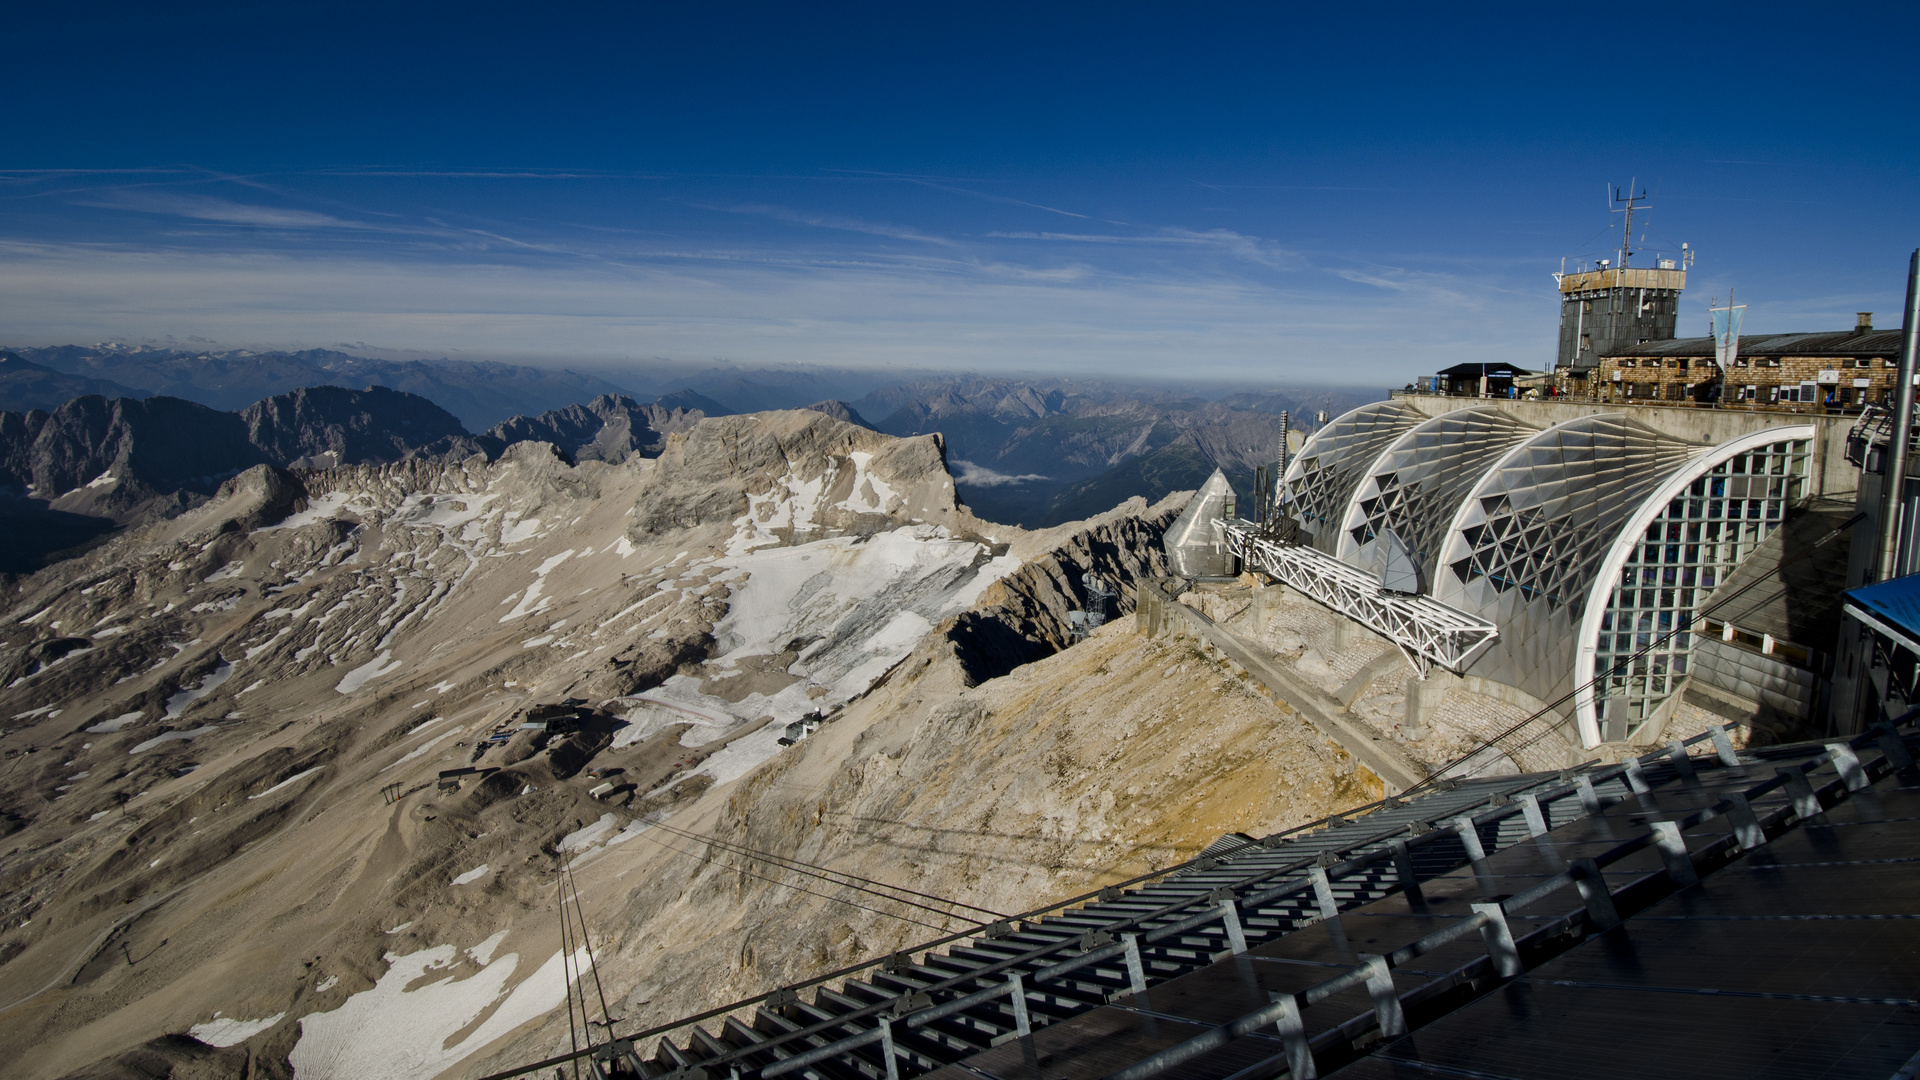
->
[1827,743,1870,791]
[1453,816,1486,861]
[1122,933,1149,994]
[1711,726,1740,767]
[1776,766,1823,820]
[1723,791,1766,850]
[877,1018,900,1080]
[1575,773,1602,815]
[1667,741,1698,781]
[1389,838,1423,903]
[1567,858,1620,930]
[1268,992,1317,1079]
[1470,903,1521,978]
[1308,866,1340,920]
[1649,821,1699,886]
[1518,792,1549,837]
[1211,891,1249,955]
[1624,757,1651,795]
[1357,954,1407,1037]
[1007,973,1031,1038]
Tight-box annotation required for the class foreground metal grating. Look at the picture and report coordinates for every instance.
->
[923,722,1920,1080]
[486,724,1808,1080]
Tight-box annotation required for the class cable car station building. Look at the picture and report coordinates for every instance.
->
[1234,394,1861,753]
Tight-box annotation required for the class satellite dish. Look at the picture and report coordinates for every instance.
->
[1377,529,1422,596]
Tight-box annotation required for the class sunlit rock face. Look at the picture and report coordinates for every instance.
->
[0,408,1312,1080]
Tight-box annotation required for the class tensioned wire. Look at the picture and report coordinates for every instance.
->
[631,827,955,932]
[640,815,1010,922]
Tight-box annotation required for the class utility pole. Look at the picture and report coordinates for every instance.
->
[1877,249,1920,582]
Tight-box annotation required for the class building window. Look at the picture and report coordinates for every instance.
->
[1741,385,1757,401]
[1594,442,1809,736]
[1761,358,1782,368]
[1734,358,1749,367]
[1667,383,1688,401]
[1619,359,1637,368]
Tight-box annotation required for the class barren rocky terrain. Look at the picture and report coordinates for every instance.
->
[0,408,1374,1079]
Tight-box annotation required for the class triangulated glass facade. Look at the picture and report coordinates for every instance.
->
[1275,400,1819,746]
[1594,439,1809,730]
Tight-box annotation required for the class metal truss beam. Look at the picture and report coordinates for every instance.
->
[1218,519,1498,678]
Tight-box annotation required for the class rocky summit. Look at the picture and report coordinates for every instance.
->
[0,408,1373,1080]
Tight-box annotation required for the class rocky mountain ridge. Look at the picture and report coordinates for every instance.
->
[0,407,1375,1080]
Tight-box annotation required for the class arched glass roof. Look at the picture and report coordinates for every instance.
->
[1281,401,1423,555]
[1249,400,1821,749]
[1337,408,1539,587]
[1430,413,1700,711]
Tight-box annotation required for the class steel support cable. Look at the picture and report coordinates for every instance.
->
[634,828,954,932]
[556,867,583,1080]
[1405,511,1865,796]
[651,816,1010,919]
[561,851,617,1035]
[475,776,1518,1080]
[644,817,1011,921]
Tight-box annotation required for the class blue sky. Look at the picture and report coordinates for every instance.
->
[2,2,1915,385]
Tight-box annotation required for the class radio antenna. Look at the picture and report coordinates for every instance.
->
[1610,180,1650,268]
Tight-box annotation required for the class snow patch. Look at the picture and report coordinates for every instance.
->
[130,725,219,754]
[382,731,455,771]
[164,659,233,718]
[336,651,401,694]
[451,864,491,886]
[190,1012,285,1047]
[289,944,589,1080]
[499,550,573,623]
[259,491,357,532]
[249,766,323,800]
[87,710,145,734]
[556,813,619,852]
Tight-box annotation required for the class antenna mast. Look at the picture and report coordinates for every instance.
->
[1610,179,1649,268]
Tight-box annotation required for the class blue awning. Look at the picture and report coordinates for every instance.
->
[1843,572,1920,656]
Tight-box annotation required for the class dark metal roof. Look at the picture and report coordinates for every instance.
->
[1607,329,1904,359]
[1433,361,1536,377]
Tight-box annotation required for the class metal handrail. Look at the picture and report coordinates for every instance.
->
[1093,722,1915,1080]
[481,723,1756,1080]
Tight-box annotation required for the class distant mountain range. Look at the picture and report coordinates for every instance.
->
[3,345,635,430]
[0,343,1385,568]
[0,346,925,430]
[850,377,1379,525]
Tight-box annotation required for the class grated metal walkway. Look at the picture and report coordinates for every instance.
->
[484,723,1900,1080]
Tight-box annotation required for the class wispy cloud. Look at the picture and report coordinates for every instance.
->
[0,236,1550,382]
[988,226,1301,268]
[951,460,1049,486]
[707,203,957,246]
[74,190,359,229]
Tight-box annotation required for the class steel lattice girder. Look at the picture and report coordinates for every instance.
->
[1219,520,1498,677]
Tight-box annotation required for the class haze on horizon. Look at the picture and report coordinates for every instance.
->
[2,2,1915,385]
